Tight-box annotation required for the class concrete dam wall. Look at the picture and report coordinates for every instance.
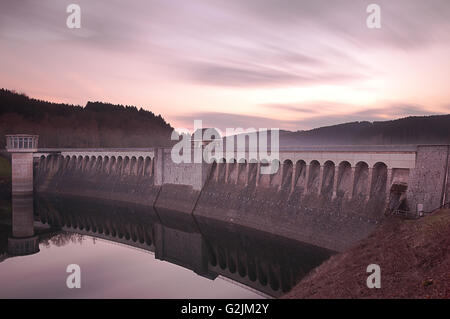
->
[33,145,450,252]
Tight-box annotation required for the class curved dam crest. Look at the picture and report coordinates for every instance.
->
[33,145,450,252]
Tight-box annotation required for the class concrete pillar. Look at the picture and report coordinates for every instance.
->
[245,162,249,187]
[154,148,164,186]
[318,165,324,195]
[367,167,373,200]
[386,168,393,199]
[255,162,260,187]
[304,164,310,194]
[277,162,284,191]
[214,162,219,182]
[332,166,339,199]
[349,167,356,200]
[291,163,297,193]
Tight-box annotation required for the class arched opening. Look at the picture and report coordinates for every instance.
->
[321,160,335,198]
[76,156,83,171]
[237,159,247,186]
[247,160,258,187]
[281,160,293,191]
[337,161,352,198]
[307,160,320,194]
[226,159,237,183]
[258,159,271,187]
[116,156,123,175]
[103,156,110,174]
[81,156,89,172]
[144,157,152,177]
[123,156,130,175]
[353,161,369,198]
[371,162,388,199]
[294,160,307,191]
[130,156,137,176]
[137,156,144,176]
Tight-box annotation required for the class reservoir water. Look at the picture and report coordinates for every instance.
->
[0,194,332,298]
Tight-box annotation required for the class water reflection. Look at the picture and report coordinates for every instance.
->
[0,194,333,298]
[8,193,39,256]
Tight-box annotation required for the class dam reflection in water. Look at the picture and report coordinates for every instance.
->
[0,194,333,298]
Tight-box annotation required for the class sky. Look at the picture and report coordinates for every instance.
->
[1,0,449,131]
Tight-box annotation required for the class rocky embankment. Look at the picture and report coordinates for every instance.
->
[285,209,450,298]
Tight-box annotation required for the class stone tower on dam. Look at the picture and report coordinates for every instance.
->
[5,134,40,256]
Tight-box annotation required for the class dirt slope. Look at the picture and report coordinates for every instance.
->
[285,209,450,299]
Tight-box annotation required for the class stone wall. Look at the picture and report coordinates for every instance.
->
[406,145,450,212]
[32,145,450,252]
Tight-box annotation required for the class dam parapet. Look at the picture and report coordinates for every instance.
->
[29,143,450,252]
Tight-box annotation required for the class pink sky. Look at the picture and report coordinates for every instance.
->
[1,0,449,131]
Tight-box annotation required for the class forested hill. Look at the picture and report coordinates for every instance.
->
[280,115,450,146]
[0,89,173,148]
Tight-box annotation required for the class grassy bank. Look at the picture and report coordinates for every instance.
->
[284,209,450,299]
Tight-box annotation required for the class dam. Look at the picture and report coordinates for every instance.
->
[5,135,450,252]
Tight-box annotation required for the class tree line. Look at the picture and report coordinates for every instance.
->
[0,89,174,148]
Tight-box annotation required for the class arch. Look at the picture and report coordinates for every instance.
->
[321,160,335,198]
[130,156,137,176]
[237,159,247,186]
[353,161,369,198]
[226,158,237,183]
[94,156,102,173]
[336,161,352,198]
[137,156,144,176]
[294,160,307,191]
[281,159,293,191]
[116,156,123,175]
[122,156,130,175]
[109,156,117,174]
[103,156,110,174]
[82,156,90,172]
[247,161,258,187]
[307,160,320,194]
[371,162,388,199]
[144,156,152,177]
[76,156,83,171]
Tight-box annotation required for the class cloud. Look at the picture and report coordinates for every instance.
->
[182,61,365,87]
